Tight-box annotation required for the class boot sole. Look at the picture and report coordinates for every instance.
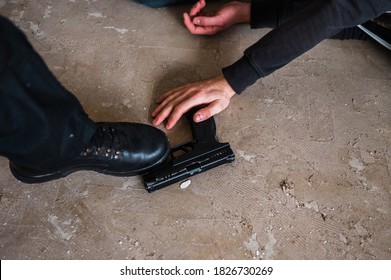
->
[9,147,170,184]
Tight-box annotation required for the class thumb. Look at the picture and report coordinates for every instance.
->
[193,107,212,123]
[194,98,231,123]
[193,15,223,26]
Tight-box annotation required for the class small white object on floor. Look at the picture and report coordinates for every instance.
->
[180,179,191,189]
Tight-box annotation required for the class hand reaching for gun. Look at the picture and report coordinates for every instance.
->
[152,0,251,129]
[152,75,236,130]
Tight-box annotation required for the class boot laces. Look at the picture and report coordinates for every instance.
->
[82,126,125,158]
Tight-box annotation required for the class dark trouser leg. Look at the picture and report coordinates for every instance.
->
[0,16,96,168]
[133,0,195,8]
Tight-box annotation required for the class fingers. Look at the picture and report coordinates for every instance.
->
[183,12,196,31]
[165,95,227,129]
[155,86,209,129]
[152,75,235,129]
[165,98,205,129]
[193,89,231,122]
[184,0,226,35]
[151,87,188,124]
[184,13,221,35]
[192,15,222,27]
[151,84,196,128]
[189,0,206,17]
[195,104,221,122]
[153,90,227,129]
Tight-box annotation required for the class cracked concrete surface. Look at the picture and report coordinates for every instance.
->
[0,0,390,260]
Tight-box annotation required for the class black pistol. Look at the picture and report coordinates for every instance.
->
[143,106,235,192]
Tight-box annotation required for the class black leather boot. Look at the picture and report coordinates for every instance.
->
[9,122,170,183]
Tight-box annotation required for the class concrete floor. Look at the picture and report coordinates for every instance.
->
[1,0,390,260]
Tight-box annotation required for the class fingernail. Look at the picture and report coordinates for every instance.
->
[194,19,201,25]
[195,114,203,122]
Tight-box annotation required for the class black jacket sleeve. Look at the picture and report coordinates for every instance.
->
[250,0,314,28]
[222,0,391,94]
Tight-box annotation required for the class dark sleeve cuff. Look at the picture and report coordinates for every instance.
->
[222,56,261,94]
[250,0,280,28]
